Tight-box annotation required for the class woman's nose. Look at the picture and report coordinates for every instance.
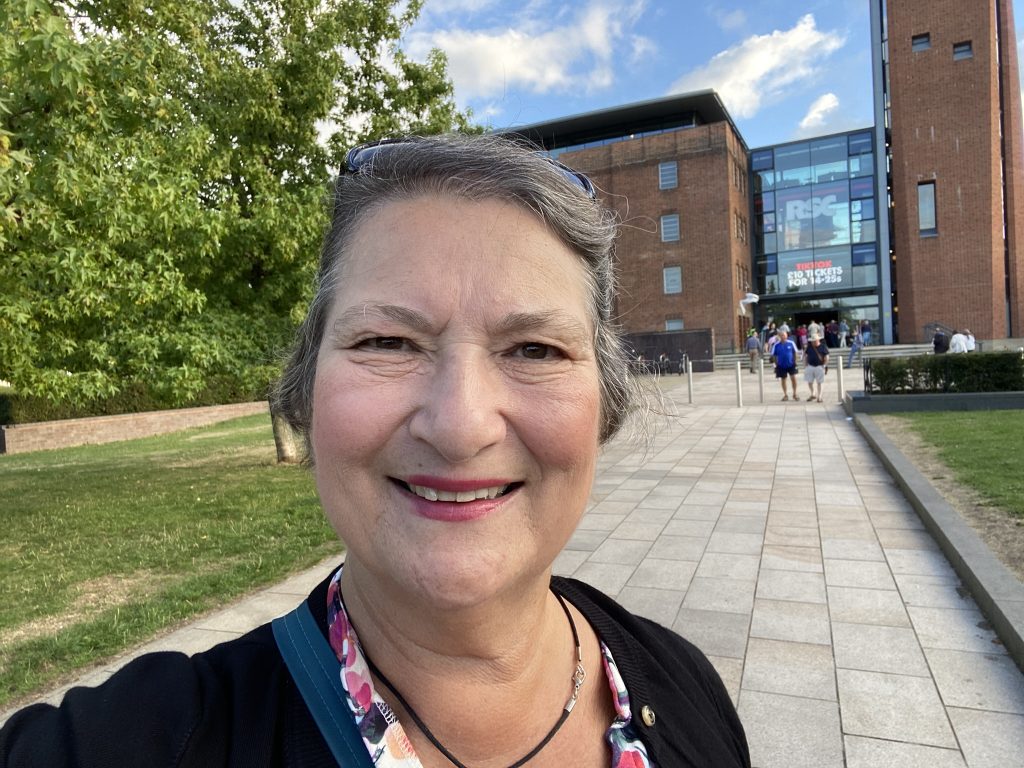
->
[407,352,507,462]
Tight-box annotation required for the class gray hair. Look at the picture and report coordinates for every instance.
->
[272,133,639,455]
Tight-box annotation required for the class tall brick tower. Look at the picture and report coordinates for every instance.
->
[879,0,1024,341]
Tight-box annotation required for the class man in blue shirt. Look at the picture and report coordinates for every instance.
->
[773,330,800,400]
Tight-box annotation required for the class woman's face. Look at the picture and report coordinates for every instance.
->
[311,196,602,609]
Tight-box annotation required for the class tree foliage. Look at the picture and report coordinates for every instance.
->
[0,0,472,408]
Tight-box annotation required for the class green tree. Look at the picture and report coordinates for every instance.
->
[0,0,472,412]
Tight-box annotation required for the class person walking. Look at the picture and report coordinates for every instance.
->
[860,319,872,346]
[949,330,968,353]
[838,318,849,348]
[965,329,976,352]
[846,329,864,368]
[745,330,760,373]
[773,330,800,400]
[802,333,829,403]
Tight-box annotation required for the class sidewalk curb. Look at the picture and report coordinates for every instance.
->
[854,412,1024,672]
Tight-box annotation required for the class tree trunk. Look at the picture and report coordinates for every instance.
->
[271,411,301,464]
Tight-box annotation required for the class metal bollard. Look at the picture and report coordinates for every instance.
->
[735,361,743,407]
[686,360,694,404]
[837,361,845,402]
[758,358,764,403]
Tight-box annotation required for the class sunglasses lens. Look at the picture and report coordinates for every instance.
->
[555,162,597,199]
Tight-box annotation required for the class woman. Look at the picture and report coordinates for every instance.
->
[1,134,749,767]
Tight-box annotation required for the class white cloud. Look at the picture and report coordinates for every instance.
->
[420,0,500,15]
[407,1,649,102]
[798,92,840,130]
[714,9,747,32]
[629,34,657,64]
[668,14,845,119]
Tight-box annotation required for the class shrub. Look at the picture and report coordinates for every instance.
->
[868,352,1024,394]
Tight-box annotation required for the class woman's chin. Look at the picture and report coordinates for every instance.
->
[385,551,543,614]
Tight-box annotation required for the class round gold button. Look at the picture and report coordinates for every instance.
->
[640,705,656,726]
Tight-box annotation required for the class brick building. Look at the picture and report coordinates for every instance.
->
[514,92,753,353]
[877,0,1024,341]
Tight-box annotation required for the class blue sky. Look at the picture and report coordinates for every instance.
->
[404,0,1024,149]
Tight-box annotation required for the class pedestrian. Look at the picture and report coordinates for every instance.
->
[796,324,808,350]
[745,330,760,373]
[838,318,849,348]
[807,318,822,340]
[965,329,976,352]
[933,330,949,354]
[825,320,839,348]
[860,319,872,346]
[846,329,865,368]
[802,333,829,403]
[949,329,968,353]
[773,330,800,400]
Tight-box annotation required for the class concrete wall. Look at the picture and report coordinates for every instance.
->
[0,401,269,455]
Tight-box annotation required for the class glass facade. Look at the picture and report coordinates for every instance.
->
[753,131,880,299]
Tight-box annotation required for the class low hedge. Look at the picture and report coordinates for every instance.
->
[868,352,1024,394]
[0,373,274,426]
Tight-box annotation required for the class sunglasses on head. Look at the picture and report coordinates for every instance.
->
[343,137,598,200]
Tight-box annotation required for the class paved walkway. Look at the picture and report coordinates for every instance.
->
[5,368,1024,767]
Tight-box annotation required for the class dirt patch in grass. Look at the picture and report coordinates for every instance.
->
[186,424,269,441]
[0,573,162,649]
[166,444,273,468]
[872,415,1024,583]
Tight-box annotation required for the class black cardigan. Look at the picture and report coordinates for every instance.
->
[1,572,750,767]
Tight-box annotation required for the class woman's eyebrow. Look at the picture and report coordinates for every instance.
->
[330,304,433,334]
[493,311,591,343]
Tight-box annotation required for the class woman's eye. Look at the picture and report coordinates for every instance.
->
[360,336,407,351]
[518,343,558,360]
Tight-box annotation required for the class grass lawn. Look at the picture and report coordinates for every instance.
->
[0,415,342,709]
[889,410,1024,519]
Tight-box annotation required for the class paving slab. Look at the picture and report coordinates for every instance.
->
[837,668,957,748]
[739,689,844,768]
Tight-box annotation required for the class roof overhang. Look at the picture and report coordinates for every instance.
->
[503,90,748,152]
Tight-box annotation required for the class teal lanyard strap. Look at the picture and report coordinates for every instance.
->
[272,603,374,768]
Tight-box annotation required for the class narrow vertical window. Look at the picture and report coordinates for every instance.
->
[953,41,973,60]
[918,181,937,235]
[658,161,678,190]
[660,213,680,242]
[663,266,682,294]
[912,33,931,52]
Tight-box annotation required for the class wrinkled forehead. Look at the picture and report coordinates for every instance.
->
[331,192,601,318]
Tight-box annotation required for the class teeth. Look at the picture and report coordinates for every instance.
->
[408,483,509,502]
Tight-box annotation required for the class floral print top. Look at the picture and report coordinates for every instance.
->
[326,568,652,767]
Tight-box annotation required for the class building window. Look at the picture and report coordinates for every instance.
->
[912,33,931,52]
[848,132,873,155]
[665,318,684,331]
[751,149,773,171]
[660,213,680,242]
[658,161,678,190]
[663,266,682,294]
[733,211,748,243]
[953,41,973,60]
[918,181,937,236]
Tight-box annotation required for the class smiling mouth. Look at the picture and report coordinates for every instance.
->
[393,480,521,502]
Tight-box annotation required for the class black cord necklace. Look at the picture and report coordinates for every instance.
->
[339,589,586,768]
